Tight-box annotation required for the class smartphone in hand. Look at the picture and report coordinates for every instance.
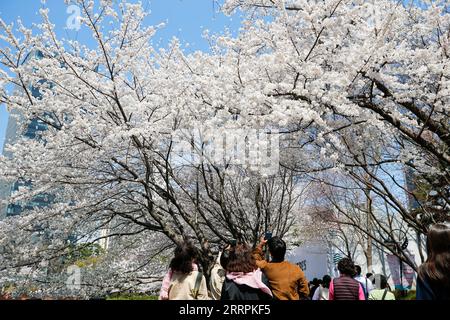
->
[264,232,272,240]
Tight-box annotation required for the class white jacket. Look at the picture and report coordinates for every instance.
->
[168,270,209,300]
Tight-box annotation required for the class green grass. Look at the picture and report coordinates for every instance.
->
[106,293,158,300]
[394,290,416,300]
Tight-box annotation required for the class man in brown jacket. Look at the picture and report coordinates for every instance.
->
[253,236,310,300]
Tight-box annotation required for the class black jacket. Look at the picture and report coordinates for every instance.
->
[220,276,273,300]
[416,274,450,300]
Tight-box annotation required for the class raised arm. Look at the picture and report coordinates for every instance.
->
[252,237,268,269]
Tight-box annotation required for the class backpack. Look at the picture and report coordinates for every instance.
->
[381,289,388,300]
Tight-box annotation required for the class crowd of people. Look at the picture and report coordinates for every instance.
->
[158,223,450,301]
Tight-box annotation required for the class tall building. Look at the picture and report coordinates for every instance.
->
[0,50,110,259]
[0,50,51,219]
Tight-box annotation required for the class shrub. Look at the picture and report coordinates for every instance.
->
[394,289,416,300]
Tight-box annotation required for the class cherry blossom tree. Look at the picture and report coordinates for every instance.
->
[0,0,308,296]
[217,0,448,227]
[0,0,449,296]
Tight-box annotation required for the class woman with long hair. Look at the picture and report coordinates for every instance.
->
[221,243,273,300]
[159,242,209,300]
[416,223,450,300]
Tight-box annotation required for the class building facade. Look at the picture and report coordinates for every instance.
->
[0,50,51,219]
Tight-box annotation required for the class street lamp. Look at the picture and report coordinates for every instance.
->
[384,229,409,297]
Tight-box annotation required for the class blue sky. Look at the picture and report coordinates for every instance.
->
[0,0,242,152]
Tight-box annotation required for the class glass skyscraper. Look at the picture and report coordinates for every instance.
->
[0,50,53,218]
